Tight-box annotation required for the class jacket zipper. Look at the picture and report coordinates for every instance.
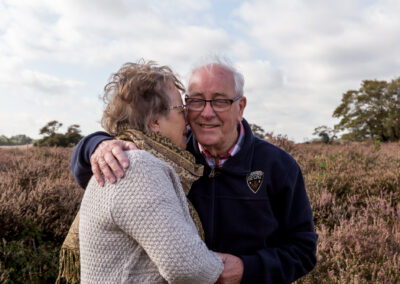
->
[209,168,216,250]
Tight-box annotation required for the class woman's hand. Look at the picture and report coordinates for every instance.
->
[90,140,137,186]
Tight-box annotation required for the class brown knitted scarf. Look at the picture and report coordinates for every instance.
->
[56,128,205,284]
[116,128,205,239]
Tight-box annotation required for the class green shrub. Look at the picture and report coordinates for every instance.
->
[35,121,83,147]
[0,221,60,283]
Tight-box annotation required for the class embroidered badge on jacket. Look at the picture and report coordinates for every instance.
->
[246,170,264,193]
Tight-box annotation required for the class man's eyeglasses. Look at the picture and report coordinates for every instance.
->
[185,94,242,112]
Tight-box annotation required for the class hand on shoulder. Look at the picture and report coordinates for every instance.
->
[90,139,136,186]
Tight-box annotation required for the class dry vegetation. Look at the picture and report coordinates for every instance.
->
[282,141,400,283]
[0,141,399,283]
[0,147,83,283]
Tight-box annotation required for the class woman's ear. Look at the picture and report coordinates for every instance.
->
[148,117,160,133]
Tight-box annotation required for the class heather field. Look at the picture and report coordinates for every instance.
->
[0,141,399,283]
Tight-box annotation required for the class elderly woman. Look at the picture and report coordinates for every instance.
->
[78,61,223,283]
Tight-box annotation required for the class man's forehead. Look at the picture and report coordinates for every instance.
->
[187,91,229,99]
[191,64,233,79]
[188,65,235,91]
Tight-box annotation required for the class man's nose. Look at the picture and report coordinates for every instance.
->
[200,101,216,118]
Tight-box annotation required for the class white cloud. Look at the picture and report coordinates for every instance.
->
[21,70,84,95]
[1,0,235,139]
[1,0,224,67]
[0,55,84,95]
[2,0,400,141]
[237,0,400,81]
[0,89,102,139]
[234,0,400,140]
[238,60,284,92]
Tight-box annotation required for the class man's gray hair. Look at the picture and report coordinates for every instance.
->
[189,55,245,97]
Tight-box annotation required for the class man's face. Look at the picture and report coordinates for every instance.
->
[187,64,246,156]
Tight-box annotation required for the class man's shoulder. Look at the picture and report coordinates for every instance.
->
[242,119,296,166]
[253,137,296,163]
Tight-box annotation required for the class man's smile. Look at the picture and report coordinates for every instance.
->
[199,124,219,129]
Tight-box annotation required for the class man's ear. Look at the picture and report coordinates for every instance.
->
[238,96,247,122]
[148,117,160,133]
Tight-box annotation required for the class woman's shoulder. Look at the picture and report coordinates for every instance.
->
[125,149,161,164]
[111,150,179,206]
[124,150,171,174]
[111,150,172,196]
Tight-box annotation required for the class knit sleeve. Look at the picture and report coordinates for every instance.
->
[110,150,223,284]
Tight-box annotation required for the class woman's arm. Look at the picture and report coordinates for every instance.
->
[111,150,223,284]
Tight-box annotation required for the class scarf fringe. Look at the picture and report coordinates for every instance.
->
[56,247,80,284]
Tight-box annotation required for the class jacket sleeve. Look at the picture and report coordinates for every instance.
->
[111,151,223,284]
[70,131,113,188]
[240,162,318,284]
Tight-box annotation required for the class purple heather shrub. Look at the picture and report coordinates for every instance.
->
[1,141,399,283]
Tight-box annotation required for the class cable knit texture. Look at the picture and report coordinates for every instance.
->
[79,150,223,283]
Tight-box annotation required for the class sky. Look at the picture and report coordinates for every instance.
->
[1,0,399,142]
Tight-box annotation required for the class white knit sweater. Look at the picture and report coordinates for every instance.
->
[79,150,223,283]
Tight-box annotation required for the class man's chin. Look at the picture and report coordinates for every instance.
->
[192,127,221,145]
[195,136,219,147]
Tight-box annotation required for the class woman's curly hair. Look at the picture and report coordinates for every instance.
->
[101,60,185,135]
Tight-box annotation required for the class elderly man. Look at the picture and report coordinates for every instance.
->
[71,58,317,283]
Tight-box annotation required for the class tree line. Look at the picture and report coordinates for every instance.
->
[314,76,400,143]
[34,120,83,147]
[0,121,83,147]
[0,134,33,146]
